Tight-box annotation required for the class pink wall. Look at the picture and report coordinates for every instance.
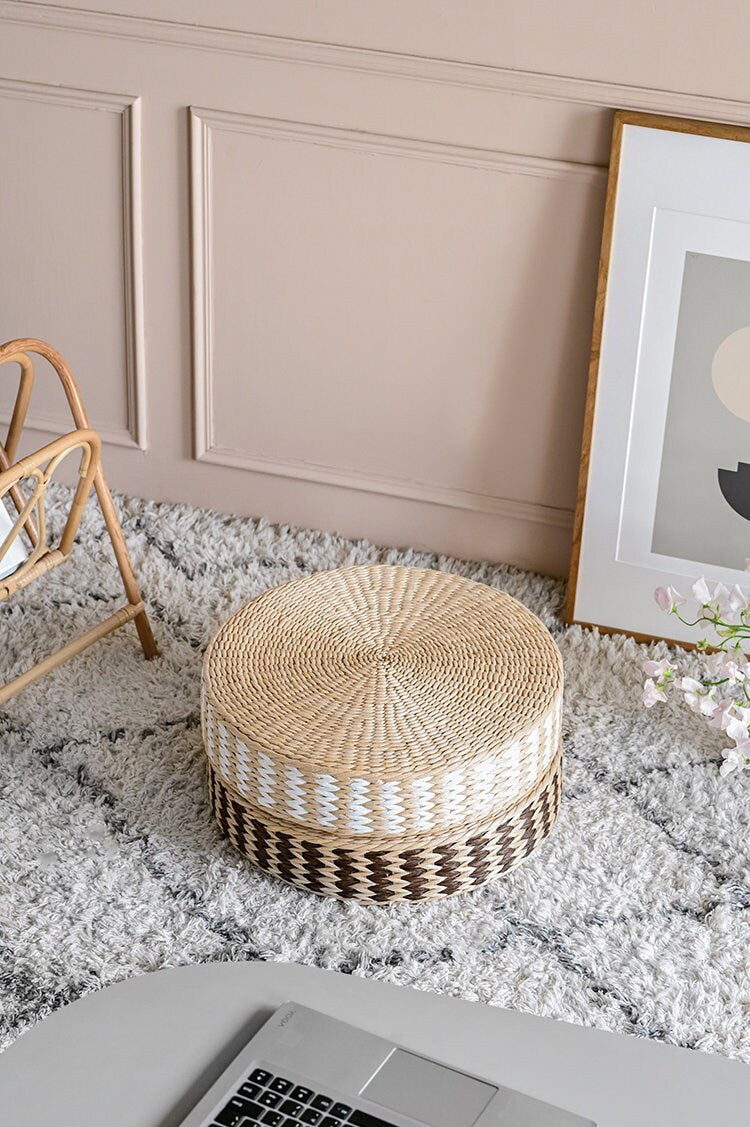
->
[1,1,746,575]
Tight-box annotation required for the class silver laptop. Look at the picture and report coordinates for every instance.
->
[181,1001,594,1127]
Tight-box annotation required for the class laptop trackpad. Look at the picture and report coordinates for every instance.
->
[361,1049,496,1127]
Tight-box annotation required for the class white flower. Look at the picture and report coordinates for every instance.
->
[643,658,673,680]
[692,576,712,604]
[721,749,744,776]
[641,572,750,780]
[680,677,716,715]
[724,645,749,676]
[654,585,686,612]
[725,714,750,742]
[709,697,736,730]
[717,659,745,686]
[720,740,750,777]
[729,584,749,613]
[681,676,703,693]
[704,651,727,678]
[700,691,719,716]
[642,678,665,708]
[713,582,731,614]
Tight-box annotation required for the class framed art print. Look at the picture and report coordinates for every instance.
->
[567,110,750,646]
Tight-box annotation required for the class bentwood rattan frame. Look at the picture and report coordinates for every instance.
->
[0,338,157,704]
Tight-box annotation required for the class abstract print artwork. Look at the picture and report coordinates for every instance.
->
[652,251,750,571]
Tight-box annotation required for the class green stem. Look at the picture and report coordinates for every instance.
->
[672,608,750,640]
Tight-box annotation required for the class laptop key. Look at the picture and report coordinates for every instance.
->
[280,1100,304,1116]
[250,1069,273,1086]
[234,1102,264,1122]
[238,1083,262,1101]
[348,1113,400,1127]
[270,1077,293,1094]
[330,1106,352,1120]
[216,1098,259,1125]
[311,1095,333,1112]
[261,1091,282,1108]
[319,1119,342,1127]
[291,1086,314,1103]
[262,1112,284,1126]
[300,1110,322,1125]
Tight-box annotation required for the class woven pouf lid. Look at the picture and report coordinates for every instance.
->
[202,564,563,903]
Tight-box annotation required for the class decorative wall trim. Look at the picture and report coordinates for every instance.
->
[191,106,214,480]
[121,92,147,451]
[190,106,580,529]
[191,106,605,182]
[0,76,146,450]
[199,444,574,528]
[4,1,750,126]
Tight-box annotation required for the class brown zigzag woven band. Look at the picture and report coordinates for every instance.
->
[208,749,563,904]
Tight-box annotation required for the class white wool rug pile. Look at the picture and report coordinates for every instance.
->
[1,487,749,1060]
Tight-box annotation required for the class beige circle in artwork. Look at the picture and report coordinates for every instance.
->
[712,325,750,422]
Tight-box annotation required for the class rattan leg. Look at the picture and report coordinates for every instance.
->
[93,466,158,660]
[0,602,145,706]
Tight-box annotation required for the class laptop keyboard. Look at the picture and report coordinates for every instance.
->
[209,1067,398,1127]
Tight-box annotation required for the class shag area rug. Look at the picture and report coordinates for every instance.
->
[1,487,749,1062]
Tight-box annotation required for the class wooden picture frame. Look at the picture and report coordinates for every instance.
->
[566,110,750,647]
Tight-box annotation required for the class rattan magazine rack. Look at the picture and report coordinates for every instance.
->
[202,564,563,903]
[0,338,157,705]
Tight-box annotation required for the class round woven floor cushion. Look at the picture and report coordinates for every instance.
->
[201,564,563,902]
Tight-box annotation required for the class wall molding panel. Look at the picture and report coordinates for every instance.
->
[190,105,584,530]
[0,76,146,450]
[4,1,750,127]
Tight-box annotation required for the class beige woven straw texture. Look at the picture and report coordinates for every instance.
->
[202,564,564,901]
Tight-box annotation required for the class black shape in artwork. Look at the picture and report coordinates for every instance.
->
[718,461,750,521]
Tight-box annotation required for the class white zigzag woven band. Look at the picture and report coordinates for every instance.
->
[202,688,563,837]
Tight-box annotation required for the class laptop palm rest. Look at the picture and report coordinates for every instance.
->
[362,1048,495,1127]
[180,1000,596,1127]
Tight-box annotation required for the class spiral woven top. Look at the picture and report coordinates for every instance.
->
[203,564,562,783]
